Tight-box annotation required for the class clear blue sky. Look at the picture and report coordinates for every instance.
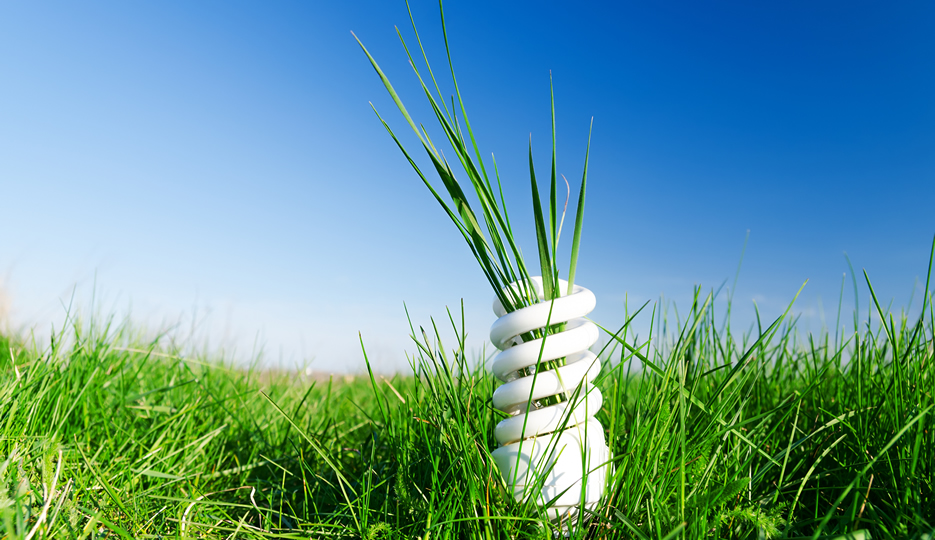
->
[1,1,933,372]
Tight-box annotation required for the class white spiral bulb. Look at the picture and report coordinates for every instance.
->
[490,277,609,521]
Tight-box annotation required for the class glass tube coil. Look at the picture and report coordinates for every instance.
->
[489,277,609,522]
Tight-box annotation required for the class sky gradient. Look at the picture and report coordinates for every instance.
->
[2,1,933,372]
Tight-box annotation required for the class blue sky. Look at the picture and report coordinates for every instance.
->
[1,1,933,372]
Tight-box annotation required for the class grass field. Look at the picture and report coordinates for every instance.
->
[1,244,934,539]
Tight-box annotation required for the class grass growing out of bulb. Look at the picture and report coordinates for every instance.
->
[352,2,590,410]
[1,246,934,539]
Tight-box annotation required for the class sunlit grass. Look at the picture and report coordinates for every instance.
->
[1,238,933,538]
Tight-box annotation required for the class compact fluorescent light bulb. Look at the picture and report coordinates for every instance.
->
[489,277,610,522]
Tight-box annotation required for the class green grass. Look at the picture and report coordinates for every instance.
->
[1,240,934,539]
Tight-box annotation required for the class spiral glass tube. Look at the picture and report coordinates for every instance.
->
[490,277,609,521]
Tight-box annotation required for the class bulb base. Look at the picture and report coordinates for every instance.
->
[492,418,609,521]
